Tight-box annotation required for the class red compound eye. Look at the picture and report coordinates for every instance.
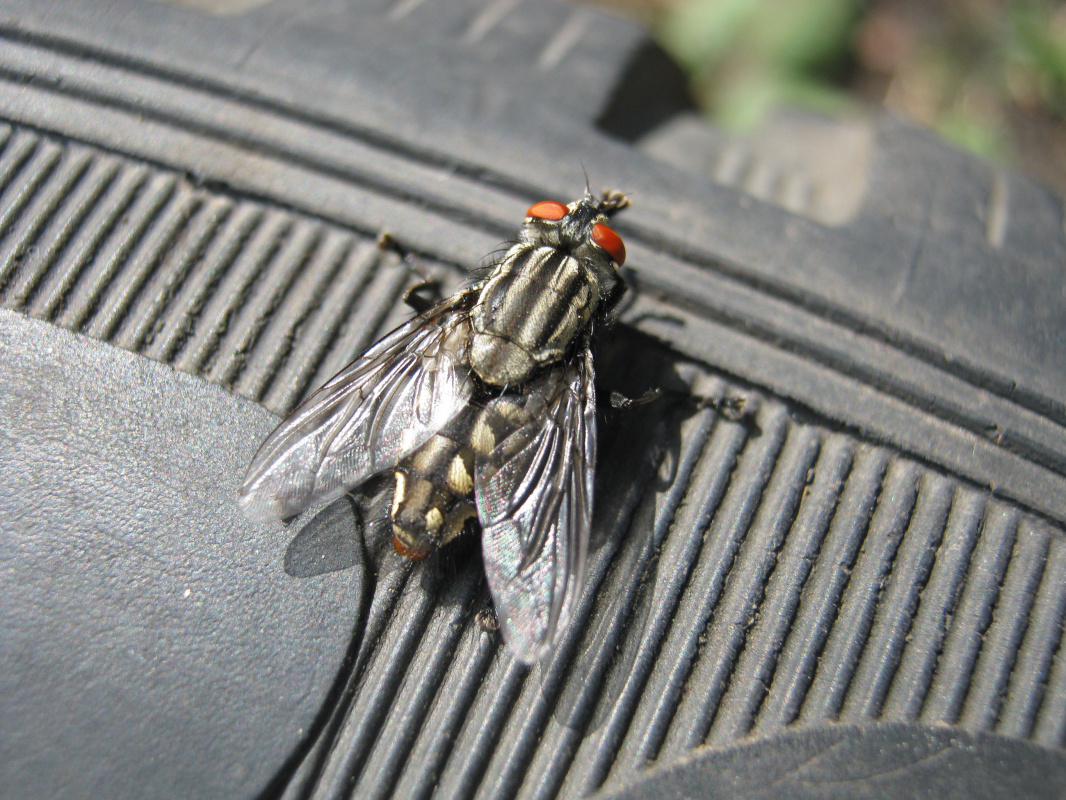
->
[526,200,569,221]
[591,223,626,266]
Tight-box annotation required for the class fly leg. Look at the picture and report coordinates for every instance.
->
[608,388,663,409]
[475,606,500,633]
[610,385,750,423]
[376,232,446,314]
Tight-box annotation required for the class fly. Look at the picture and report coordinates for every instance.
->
[239,189,629,662]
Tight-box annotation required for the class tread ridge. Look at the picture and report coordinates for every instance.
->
[959,522,1049,731]
[602,412,754,784]
[3,147,114,310]
[560,384,738,797]
[618,404,792,771]
[260,238,385,413]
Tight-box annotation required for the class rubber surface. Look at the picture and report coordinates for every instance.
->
[0,1,1063,799]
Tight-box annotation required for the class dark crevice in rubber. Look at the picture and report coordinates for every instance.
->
[0,44,537,242]
[596,40,696,143]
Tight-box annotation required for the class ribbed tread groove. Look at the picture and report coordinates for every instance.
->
[235,227,350,403]
[920,505,1019,725]
[879,488,987,719]
[0,126,435,419]
[558,377,738,798]
[297,248,414,410]
[492,374,711,800]
[180,208,291,377]
[434,661,527,800]
[598,402,754,785]
[2,147,118,310]
[30,162,151,322]
[704,434,857,746]
[141,200,250,364]
[746,446,891,735]
[354,559,487,800]
[658,422,823,759]
[958,520,1050,732]
[999,534,1066,741]
[392,625,499,800]
[310,566,448,799]
[85,182,201,342]
[611,403,791,774]
[837,472,954,721]
[0,133,65,288]
[257,236,379,412]
[207,216,318,388]
[797,458,921,723]
[1032,531,1066,747]
[115,196,230,353]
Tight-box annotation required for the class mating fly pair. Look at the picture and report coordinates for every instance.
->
[239,190,629,662]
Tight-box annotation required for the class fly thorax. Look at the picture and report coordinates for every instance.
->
[470,244,601,387]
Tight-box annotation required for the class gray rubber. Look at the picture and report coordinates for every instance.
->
[0,1,1063,799]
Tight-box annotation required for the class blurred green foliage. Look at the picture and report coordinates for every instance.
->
[1011,2,1066,113]
[658,0,861,129]
[655,0,1066,179]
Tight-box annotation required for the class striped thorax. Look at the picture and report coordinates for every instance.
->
[469,197,625,387]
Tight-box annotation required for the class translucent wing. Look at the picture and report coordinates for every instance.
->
[239,293,476,522]
[475,350,596,662]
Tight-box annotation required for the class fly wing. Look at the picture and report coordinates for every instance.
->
[475,351,596,662]
[239,293,476,522]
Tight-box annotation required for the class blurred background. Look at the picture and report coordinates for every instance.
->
[602,0,1066,197]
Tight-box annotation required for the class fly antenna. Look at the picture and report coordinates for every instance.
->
[580,162,594,199]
